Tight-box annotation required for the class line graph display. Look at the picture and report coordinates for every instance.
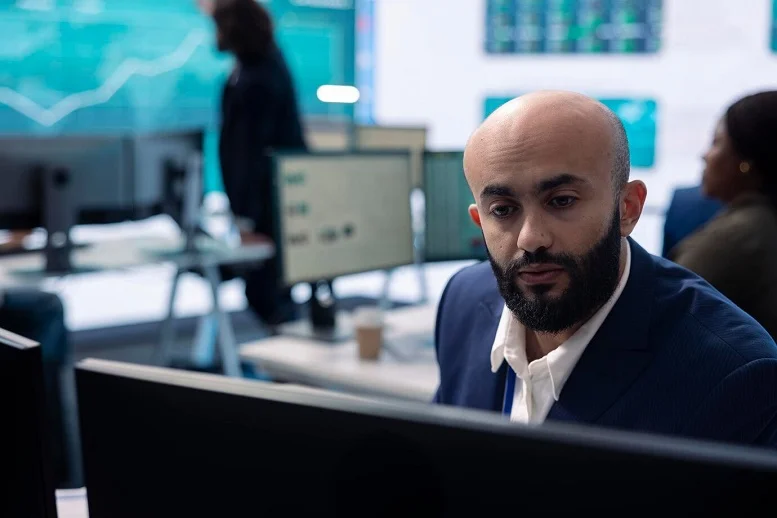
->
[484,95,658,168]
[0,0,355,136]
[486,0,663,54]
[0,29,208,128]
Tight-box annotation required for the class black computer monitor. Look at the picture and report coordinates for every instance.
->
[0,328,59,518]
[423,150,487,262]
[0,129,204,271]
[76,358,777,518]
[0,130,204,226]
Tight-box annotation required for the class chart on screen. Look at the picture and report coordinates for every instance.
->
[0,0,355,136]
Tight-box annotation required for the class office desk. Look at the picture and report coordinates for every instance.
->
[240,304,440,402]
[0,236,275,377]
[0,235,273,284]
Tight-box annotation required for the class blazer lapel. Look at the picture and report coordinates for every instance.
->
[462,285,508,413]
[547,238,655,424]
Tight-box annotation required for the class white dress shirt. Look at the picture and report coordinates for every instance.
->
[490,244,632,424]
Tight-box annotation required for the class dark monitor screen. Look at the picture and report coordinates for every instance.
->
[0,130,204,230]
[76,359,777,518]
[423,151,487,262]
[271,151,415,286]
[0,329,58,518]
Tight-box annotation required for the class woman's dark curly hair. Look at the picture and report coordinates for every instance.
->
[212,0,275,57]
[725,91,777,206]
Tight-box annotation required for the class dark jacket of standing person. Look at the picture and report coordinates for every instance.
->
[215,0,307,235]
[670,91,777,339]
[212,0,306,324]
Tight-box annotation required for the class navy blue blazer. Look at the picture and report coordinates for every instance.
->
[433,239,777,447]
[662,185,722,258]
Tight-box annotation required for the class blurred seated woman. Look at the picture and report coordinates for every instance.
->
[670,91,777,339]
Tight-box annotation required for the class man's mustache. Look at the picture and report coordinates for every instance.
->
[502,249,578,276]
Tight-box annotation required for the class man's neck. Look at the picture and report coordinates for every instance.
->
[525,239,629,363]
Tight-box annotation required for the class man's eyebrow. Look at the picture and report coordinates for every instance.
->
[480,184,516,201]
[535,173,588,195]
[479,174,589,201]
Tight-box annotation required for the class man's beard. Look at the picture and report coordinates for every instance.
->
[487,208,622,334]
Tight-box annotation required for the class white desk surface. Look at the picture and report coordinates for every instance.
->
[56,488,89,518]
[240,304,440,402]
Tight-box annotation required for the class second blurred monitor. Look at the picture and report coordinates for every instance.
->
[304,122,353,152]
[423,151,487,262]
[352,125,427,188]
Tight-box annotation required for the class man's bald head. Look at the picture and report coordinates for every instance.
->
[465,91,630,193]
[463,90,646,336]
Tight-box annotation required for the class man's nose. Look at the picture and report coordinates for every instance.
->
[516,211,552,254]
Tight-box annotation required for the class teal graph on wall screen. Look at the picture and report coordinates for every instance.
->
[0,0,355,192]
[483,96,658,169]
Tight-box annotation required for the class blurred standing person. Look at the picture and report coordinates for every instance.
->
[670,91,777,339]
[208,0,306,325]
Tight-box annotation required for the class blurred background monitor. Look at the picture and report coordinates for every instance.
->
[76,358,777,517]
[272,151,415,286]
[0,329,58,518]
[423,151,487,262]
[0,130,204,231]
[304,121,353,152]
[352,125,427,188]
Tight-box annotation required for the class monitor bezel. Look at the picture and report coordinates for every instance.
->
[76,357,777,473]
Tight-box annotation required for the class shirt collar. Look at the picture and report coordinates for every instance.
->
[490,243,633,399]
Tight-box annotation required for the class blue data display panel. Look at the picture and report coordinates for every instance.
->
[484,96,658,168]
[0,0,355,136]
[485,0,662,54]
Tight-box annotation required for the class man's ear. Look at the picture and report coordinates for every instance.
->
[619,180,647,237]
[469,204,482,228]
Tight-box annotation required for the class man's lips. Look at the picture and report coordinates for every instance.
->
[517,265,565,285]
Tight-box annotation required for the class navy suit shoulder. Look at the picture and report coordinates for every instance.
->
[613,254,777,445]
[650,254,777,364]
[433,241,777,447]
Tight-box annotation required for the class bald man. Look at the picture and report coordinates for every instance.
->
[432,91,777,447]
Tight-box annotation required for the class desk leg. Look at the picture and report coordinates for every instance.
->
[379,269,394,310]
[190,313,218,368]
[155,266,183,366]
[413,230,428,304]
[202,265,241,378]
[415,262,428,304]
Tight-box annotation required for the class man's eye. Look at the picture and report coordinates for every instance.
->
[549,196,576,209]
[490,205,515,218]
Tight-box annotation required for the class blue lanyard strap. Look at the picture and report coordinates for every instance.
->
[502,366,516,416]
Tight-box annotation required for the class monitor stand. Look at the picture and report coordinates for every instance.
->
[276,313,355,343]
[41,166,76,274]
[276,285,358,343]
